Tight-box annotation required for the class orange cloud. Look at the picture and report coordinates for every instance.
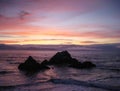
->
[0,29,120,39]
[0,40,20,44]
[80,41,98,45]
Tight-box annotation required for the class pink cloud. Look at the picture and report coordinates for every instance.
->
[0,0,103,30]
[0,0,102,20]
[0,0,120,44]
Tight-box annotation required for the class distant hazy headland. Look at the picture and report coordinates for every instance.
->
[0,43,120,51]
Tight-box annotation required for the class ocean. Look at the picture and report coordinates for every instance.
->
[0,50,120,91]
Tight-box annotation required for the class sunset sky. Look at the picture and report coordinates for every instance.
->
[0,0,120,45]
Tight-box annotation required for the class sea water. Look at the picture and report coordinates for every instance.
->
[0,50,120,91]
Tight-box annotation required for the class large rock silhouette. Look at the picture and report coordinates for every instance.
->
[48,50,96,69]
[18,56,50,71]
[48,51,73,65]
[18,51,96,71]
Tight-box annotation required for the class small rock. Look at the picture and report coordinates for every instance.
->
[18,56,50,71]
[41,60,49,65]
[81,61,96,68]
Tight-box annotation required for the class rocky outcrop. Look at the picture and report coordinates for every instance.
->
[48,51,73,65]
[18,51,96,72]
[48,50,96,69]
[82,61,96,68]
[41,60,49,65]
[18,56,50,71]
[69,61,82,68]
[69,61,96,69]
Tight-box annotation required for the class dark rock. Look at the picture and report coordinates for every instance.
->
[41,60,49,65]
[69,59,82,68]
[48,50,73,65]
[81,61,96,68]
[40,60,50,69]
[69,61,96,69]
[48,50,96,69]
[70,58,80,64]
[18,56,50,71]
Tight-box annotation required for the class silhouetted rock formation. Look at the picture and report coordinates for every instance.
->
[18,56,50,71]
[69,61,96,69]
[41,60,49,65]
[48,50,96,69]
[18,51,96,72]
[82,61,96,68]
[69,61,82,68]
[48,51,73,65]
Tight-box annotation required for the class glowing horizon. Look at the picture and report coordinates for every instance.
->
[0,0,120,45]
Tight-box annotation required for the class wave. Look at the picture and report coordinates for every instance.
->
[0,81,46,90]
[1,78,119,91]
[49,78,120,91]
[92,76,120,82]
[0,71,13,74]
[9,62,21,64]
[97,67,120,71]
